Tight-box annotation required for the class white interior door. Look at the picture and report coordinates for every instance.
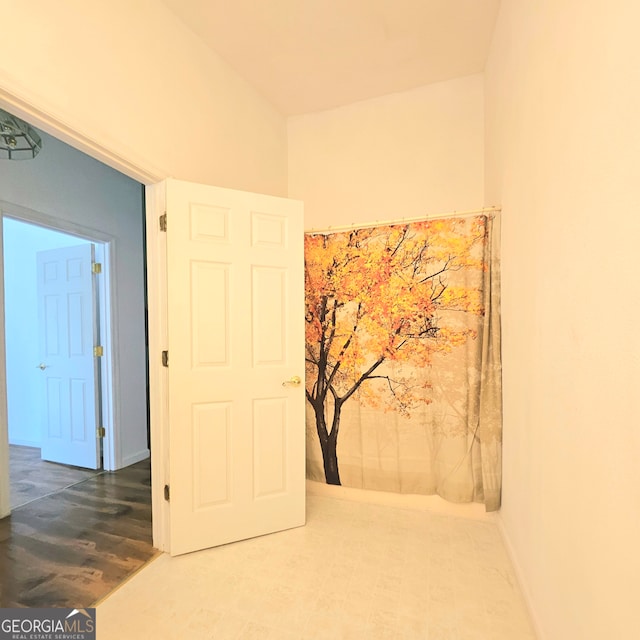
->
[165,179,305,556]
[37,243,100,469]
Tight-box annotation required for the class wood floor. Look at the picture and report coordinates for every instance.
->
[1,445,157,608]
[9,444,103,509]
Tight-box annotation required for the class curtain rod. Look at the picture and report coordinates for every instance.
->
[305,206,501,235]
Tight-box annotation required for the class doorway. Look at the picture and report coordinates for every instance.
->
[0,113,149,519]
[3,216,111,469]
[0,110,155,606]
[3,217,111,506]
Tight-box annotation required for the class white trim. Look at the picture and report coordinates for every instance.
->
[0,201,116,246]
[122,448,150,468]
[145,182,169,552]
[0,217,9,518]
[95,243,115,471]
[0,203,117,474]
[101,238,119,471]
[495,513,546,640]
[0,84,165,186]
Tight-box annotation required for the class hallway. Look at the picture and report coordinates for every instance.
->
[1,448,156,607]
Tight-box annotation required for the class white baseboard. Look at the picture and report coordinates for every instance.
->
[495,513,545,640]
[120,448,150,469]
[306,479,492,521]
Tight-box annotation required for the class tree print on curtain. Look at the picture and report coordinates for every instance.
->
[305,215,502,510]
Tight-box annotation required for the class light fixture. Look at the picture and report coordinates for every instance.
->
[0,109,42,159]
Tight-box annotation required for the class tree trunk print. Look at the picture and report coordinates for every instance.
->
[310,396,344,485]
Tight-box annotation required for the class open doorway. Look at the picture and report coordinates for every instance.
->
[3,217,111,507]
[0,111,154,606]
[0,117,149,499]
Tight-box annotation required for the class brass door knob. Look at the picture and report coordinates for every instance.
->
[282,375,301,387]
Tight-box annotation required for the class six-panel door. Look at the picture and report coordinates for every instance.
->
[165,179,305,556]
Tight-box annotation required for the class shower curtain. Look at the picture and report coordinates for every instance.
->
[304,214,502,510]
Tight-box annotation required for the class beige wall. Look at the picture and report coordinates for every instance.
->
[4,3,639,636]
[485,1,640,638]
[288,74,485,229]
[0,0,287,195]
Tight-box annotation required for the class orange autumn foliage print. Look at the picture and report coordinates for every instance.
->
[305,216,488,485]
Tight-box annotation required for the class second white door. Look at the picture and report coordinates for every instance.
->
[37,243,100,469]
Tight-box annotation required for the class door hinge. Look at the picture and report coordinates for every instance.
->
[91,262,102,274]
[159,213,167,232]
[94,346,104,357]
[162,350,169,367]
[164,484,170,501]
[97,426,106,438]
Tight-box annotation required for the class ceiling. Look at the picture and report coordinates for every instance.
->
[161,0,501,116]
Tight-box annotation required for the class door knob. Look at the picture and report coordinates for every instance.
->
[36,363,48,370]
[282,375,302,387]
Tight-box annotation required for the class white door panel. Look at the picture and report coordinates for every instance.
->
[165,179,305,556]
[37,243,100,469]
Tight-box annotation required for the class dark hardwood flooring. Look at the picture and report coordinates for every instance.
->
[1,446,157,608]
[9,445,102,509]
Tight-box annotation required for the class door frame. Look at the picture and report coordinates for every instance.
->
[1,204,116,465]
[0,88,166,538]
[145,184,170,550]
